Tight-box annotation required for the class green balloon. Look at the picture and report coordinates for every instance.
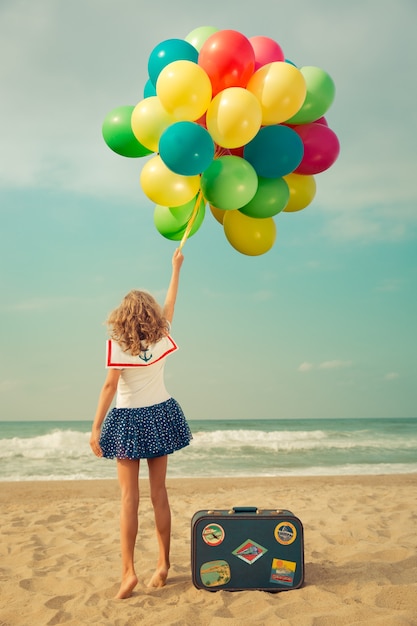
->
[102,106,153,158]
[286,66,336,124]
[239,176,290,218]
[185,26,219,52]
[201,156,258,210]
[154,196,206,240]
[169,204,205,241]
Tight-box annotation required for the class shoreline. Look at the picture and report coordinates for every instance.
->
[1,468,416,485]
[1,474,416,625]
[0,472,415,500]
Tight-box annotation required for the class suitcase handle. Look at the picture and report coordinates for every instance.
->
[231,506,259,514]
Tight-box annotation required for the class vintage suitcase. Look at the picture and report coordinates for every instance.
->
[191,506,304,591]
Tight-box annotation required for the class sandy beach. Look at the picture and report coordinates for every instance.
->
[0,474,416,625]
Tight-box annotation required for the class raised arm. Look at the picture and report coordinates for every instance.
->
[163,248,184,323]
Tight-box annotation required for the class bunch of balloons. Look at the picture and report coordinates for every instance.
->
[102,26,340,256]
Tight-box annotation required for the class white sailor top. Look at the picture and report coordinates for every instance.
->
[106,334,178,409]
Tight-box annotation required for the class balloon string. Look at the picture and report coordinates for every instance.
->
[215,145,228,158]
[179,143,224,250]
[179,190,204,250]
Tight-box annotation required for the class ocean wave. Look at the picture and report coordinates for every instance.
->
[189,428,417,452]
[1,427,416,460]
[2,463,416,482]
[1,430,90,460]
[1,420,416,481]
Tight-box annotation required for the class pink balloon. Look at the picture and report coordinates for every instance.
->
[249,36,285,70]
[293,123,340,175]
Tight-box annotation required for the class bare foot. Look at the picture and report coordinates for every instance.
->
[147,566,169,588]
[115,573,138,599]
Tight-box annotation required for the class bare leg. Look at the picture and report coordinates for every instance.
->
[146,455,171,588]
[115,458,140,599]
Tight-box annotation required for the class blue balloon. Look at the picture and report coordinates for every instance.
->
[244,125,304,178]
[143,78,157,98]
[159,121,215,176]
[148,39,199,86]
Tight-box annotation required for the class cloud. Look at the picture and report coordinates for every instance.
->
[0,379,20,393]
[298,360,352,372]
[298,362,314,372]
[2,296,77,313]
[1,295,105,313]
[306,260,322,270]
[319,202,416,244]
[375,279,404,293]
[384,372,400,381]
[252,290,275,302]
[318,360,352,370]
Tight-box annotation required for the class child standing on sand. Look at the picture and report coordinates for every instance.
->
[90,248,192,599]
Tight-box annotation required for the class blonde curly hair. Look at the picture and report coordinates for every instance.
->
[107,290,169,356]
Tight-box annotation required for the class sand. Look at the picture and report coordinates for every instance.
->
[0,474,416,625]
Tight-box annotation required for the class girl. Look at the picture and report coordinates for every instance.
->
[90,248,192,599]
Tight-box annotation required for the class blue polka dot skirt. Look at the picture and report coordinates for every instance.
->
[99,397,192,459]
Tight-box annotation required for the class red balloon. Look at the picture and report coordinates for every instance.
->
[293,123,340,175]
[228,146,244,157]
[198,30,255,96]
[195,112,207,128]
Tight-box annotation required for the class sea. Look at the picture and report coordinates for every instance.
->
[0,418,416,482]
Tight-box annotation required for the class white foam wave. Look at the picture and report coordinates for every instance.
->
[3,463,416,482]
[1,424,416,481]
[1,427,416,462]
[168,463,417,479]
[1,430,91,460]
[190,429,417,452]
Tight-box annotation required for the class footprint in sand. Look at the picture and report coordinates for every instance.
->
[44,595,74,609]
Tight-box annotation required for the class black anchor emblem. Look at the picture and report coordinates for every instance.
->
[139,349,153,362]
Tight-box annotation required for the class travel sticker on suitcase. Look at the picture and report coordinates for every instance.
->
[200,560,231,588]
[269,558,298,586]
[232,539,268,564]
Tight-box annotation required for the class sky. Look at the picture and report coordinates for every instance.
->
[0,0,416,422]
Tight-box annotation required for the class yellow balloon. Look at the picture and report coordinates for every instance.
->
[131,97,175,152]
[157,60,212,121]
[206,87,262,149]
[140,155,201,207]
[247,62,307,125]
[223,211,276,256]
[210,204,226,224]
[283,173,316,212]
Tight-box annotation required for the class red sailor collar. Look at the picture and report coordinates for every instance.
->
[106,336,178,368]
